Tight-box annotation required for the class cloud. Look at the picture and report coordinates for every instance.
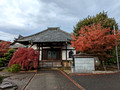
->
[0,31,17,41]
[0,0,120,41]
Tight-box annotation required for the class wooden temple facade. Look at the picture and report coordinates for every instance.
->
[15,27,76,67]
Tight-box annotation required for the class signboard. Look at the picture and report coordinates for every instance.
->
[72,57,95,73]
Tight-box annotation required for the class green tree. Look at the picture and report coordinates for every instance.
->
[0,48,16,67]
[73,11,118,36]
[4,48,16,62]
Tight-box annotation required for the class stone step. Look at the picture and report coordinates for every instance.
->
[39,61,62,67]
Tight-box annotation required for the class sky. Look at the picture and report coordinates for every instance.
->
[0,0,120,41]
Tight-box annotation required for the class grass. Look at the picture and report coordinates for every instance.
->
[2,68,10,72]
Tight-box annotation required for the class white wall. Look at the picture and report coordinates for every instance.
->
[28,44,37,50]
[62,44,76,60]
[39,49,42,61]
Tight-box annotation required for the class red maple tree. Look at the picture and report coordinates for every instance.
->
[71,24,120,60]
[0,41,11,57]
[8,47,39,70]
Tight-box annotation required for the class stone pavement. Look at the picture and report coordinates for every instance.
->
[0,72,35,90]
[25,70,80,90]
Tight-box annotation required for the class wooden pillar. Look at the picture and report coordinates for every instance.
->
[66,42,67,67]
[41,45,43,68]
[41,46,43,60]
[61,46,62,60]
[38,44,40,69]
[61,46,62,66]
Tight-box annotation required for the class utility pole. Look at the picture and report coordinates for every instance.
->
[113,25,119,70]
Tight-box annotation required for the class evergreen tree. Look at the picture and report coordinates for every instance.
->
[4,48,16,62]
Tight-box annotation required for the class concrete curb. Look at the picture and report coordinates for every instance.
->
[59,70,85,90]
[23,72,37,90]
[69,71,120,76]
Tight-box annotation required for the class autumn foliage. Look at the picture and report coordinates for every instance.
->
[8,47,39,70]
[0,41,11,56]
[71,24,120,60]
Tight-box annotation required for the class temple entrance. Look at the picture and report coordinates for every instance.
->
[42,48,61,60]
[40,48,62,67]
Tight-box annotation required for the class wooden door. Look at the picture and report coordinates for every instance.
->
[42,48,61,60]
[48,50,57,60]
[42,50,48,60]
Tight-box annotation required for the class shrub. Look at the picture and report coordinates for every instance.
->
[0,58,6,67]
[0,76,4,83]
[0,58,7,63]
[0,61,4,67]
[8,47,39,70]
[9,64,21,73]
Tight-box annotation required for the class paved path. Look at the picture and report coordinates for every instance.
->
[71,72,120,90]
[25,70,80,90]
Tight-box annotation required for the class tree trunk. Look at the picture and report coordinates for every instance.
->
[102,61,106,71]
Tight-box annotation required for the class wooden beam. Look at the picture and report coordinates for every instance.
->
[62,49,75,50]
[38,42,65,47]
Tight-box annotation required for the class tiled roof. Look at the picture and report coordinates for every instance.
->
[17,27,72,43]
[10,43,27,49]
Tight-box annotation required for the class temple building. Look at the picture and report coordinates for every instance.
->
[15,27,76,67]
